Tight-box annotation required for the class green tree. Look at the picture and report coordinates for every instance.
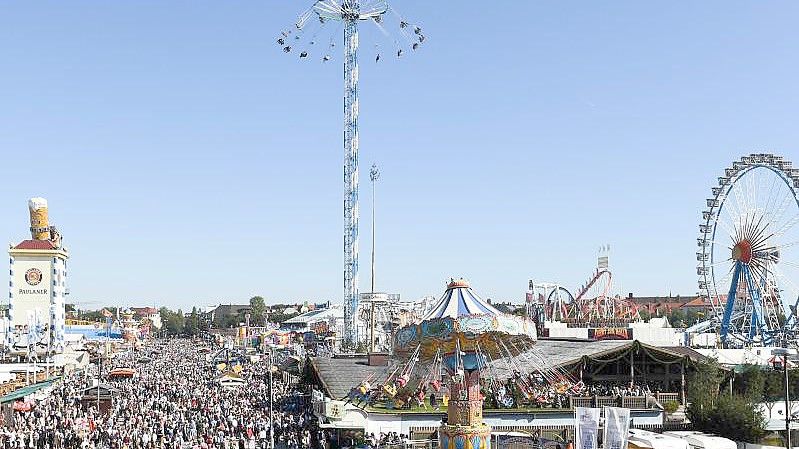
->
[669,309,687,327]
[685,310,702,326]
[688,360,766,443]
[764,370,785,401]
[250,296,267,326]
[184,307,200,336]
[686,359,724,427]
[159,307,185,336]
[734,364,766,401]
[81,310,105,322]
[705,395,766,443]
[663,400,679,415]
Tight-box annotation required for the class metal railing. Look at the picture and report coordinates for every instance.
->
[656,392,680,404]
[567,393,681,409]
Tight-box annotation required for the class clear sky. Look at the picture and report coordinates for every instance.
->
[1,1,798,310]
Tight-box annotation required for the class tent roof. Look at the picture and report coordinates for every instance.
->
[423,279,501,320]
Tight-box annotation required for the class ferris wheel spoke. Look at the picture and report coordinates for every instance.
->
[764,200,793,236]
[771,264,799,308]
[771,241,799,254]
[707,258,734,269]
[746,170,760,213]
[761,172,785,221]
[713,267,736,290]
[735,173,755,215]
[713,216,738,244]
[776,261,799,275]
[771,213,799,239]
[763,179,795,226]
[728,186,748,225]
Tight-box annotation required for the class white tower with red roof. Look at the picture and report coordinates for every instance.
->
[8,198,68,351]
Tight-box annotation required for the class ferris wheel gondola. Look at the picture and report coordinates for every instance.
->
[697,153,799,347]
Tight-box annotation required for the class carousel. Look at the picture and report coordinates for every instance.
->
[349,279,584,449]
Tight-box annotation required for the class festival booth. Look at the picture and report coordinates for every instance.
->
[108,368,136,379]
[80,383,118,415]
[216,372,246,389]
[0,378,58,426]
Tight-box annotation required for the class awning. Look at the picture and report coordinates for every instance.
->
[108,368,136,378]
[0,378,59,404]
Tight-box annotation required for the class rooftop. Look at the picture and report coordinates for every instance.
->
[12,239,57,250]
[310,339,717,400]
[283,306,342,324]
[311,355,398,399]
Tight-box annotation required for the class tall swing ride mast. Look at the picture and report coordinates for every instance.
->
[280,1,425,348]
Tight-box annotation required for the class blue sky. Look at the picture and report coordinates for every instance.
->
[1,1,798,310]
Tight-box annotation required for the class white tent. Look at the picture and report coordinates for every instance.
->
[216,373,245,389]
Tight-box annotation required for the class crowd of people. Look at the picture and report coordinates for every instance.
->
[0,339,319,449]
[578,381,664,397]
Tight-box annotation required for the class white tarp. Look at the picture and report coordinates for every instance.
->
[575,407,600,449]
[603,407,631,449]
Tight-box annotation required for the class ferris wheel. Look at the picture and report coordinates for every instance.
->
[697,153,799,347]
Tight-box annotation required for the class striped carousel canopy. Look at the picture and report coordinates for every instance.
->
[423,279,501,320]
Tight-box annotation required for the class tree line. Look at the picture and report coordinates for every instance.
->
[71,296,306,337]
[158,296,302,336]
[687,360,797,443]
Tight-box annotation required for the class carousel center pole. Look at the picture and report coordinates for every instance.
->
[440,356,492,449]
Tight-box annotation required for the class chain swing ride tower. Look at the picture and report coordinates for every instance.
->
[280,1,425,348]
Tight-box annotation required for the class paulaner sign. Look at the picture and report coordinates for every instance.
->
[18,289,48,295]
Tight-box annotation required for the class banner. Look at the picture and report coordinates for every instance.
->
[603,407,631,449]
[574,407,600,449]
[588,328,633,341]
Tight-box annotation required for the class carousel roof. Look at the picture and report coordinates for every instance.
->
[423,279,501,320]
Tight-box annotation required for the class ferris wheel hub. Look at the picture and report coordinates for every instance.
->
[732,240,753,264]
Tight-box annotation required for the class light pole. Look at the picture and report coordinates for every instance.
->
[268,347,274,449]
[97,352,101,413]
[773,348,792,449]
[369,164,380,354]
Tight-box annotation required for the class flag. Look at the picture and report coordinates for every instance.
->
[603,407,631,449]
[574,407,600,449]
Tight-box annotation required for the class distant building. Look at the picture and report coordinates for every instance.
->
[283,307,299,316]
[628,294,691,316]
[679,297,713,314]
[8,198,68,351]
[280,305,343,334]
[130,307,162,329]
[491,301,523,315]
[210,304,252,327]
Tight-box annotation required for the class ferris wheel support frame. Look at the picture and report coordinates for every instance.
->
[720,261,771,343]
